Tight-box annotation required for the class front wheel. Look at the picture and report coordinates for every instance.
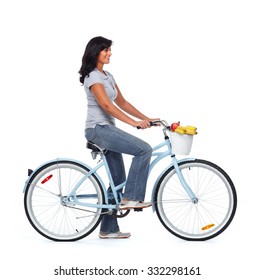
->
[24,160,105,241]
[154,159,237,241]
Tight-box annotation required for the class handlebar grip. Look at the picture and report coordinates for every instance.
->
[136,121,156,129]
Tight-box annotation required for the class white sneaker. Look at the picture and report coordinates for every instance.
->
[99,231,131,239]
[118,200,152,210]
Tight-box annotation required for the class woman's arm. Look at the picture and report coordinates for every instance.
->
[90,83,151,128]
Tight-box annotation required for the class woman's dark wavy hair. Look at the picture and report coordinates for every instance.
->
[79,36,112,84]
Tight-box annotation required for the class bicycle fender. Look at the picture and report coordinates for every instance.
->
[151,157,196,212]
[23,158,60,192]
[23,158,108,201]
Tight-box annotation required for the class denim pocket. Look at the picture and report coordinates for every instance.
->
[85,127,102,146]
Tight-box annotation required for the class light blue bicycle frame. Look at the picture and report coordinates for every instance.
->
[23,125,198,211]
[58,128,198,211]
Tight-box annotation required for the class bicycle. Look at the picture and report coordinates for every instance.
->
[23,120,237,241]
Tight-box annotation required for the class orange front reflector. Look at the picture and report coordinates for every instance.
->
[201,224,215,231]
[41,174,53,184]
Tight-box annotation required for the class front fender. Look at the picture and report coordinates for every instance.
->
[151,157,196,212]
[23,158,108,201]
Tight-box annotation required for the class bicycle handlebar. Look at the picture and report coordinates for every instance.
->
[137,120,170,130]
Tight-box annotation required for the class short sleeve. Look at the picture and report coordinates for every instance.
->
[85,71,103,89]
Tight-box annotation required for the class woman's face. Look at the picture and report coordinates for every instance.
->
[97,47,112,65]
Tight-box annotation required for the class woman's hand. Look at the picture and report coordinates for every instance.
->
[133,118,160,129]
[133,120,151,129]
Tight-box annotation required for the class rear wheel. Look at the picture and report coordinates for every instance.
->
[24,160,104,241]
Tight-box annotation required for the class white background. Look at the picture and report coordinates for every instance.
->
[1,0,255,279]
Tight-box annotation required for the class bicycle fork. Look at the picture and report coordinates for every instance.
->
[172,157,198,204]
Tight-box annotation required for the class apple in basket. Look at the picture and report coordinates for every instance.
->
[170,121,180,131]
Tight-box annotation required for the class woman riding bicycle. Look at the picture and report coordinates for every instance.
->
[79,36,159,239]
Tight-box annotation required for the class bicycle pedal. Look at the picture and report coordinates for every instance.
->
[134,208,143,212]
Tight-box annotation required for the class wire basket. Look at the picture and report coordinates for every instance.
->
[170,132,193,155]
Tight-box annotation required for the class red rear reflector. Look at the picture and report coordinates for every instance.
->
[41,174,53,184]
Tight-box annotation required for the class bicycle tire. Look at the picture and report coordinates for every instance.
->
[24,160,105,241]
[154,159,237,241]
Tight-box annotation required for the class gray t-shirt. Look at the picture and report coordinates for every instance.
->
[84,68,118,129]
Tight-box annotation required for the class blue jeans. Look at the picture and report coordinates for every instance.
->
[85,124,152,233]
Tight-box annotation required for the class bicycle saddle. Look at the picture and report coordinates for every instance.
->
[86,142,102,152]
[87,141,108,153]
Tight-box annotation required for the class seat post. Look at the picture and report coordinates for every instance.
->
[86,142,106,160]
